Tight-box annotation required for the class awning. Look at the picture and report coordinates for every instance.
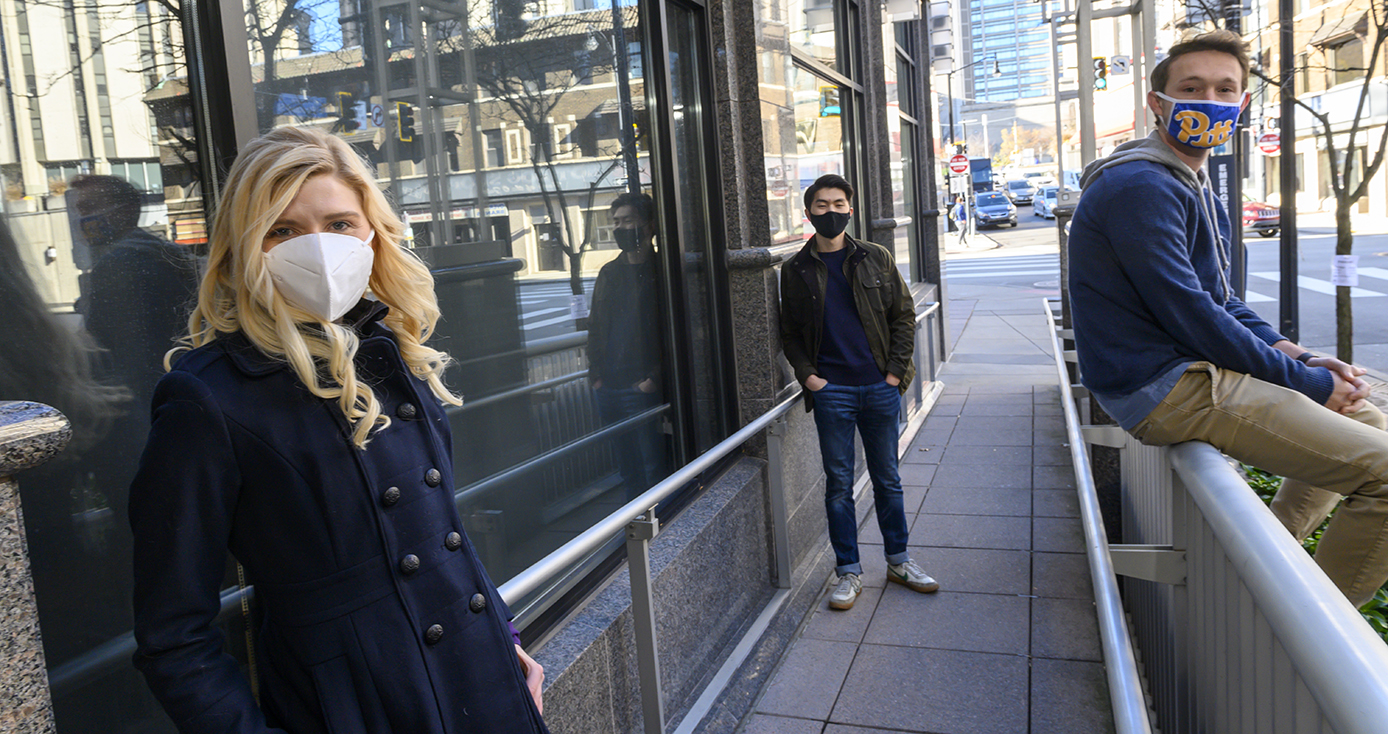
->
[1308,10,1366,47]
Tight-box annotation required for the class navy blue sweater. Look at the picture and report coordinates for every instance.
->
[1069,137,1333,425]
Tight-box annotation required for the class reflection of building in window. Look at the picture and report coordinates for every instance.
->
[1327,37,1364,87]
[506,127,530,165]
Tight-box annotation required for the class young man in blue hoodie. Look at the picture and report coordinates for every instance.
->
[1069,30,1388,607]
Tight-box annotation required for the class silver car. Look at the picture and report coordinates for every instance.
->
[1032,186,1058,219]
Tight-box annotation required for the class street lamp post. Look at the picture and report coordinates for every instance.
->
[944,55,1002,219]
[946,55,1001,151]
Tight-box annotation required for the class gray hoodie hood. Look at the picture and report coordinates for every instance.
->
[1077,131,1231,300]
[1078,131,1203,190]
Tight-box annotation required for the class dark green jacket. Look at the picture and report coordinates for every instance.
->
[779,235,917,411]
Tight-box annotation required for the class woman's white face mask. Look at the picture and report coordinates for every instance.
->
[264,230,375,322]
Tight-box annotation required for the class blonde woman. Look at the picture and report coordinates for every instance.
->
[128,126,549,734]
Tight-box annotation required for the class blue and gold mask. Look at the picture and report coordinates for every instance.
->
[1155,92,1245,149]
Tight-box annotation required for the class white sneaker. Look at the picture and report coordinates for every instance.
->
[888,560,940,593]
[828,573,862,610]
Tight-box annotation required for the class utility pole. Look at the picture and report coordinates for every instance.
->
[1277,0,1298,340]
[1076,0,1095,166]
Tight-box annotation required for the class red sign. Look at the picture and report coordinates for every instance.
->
[949,154,969,174]
[1258,132,1280,155]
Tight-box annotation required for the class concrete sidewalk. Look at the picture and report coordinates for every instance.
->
[742,291,1114,733]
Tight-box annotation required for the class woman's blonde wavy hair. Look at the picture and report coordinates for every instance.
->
[168,126,461,448]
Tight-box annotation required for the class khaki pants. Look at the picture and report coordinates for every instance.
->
[1133,362,1388,607]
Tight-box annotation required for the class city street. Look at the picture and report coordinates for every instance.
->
[515,277,596,340]
[946,211,1388,373]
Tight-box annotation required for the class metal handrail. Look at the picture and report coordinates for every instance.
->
[1046,299,1154,734]
[499,388,803,604]
[454,368,589,413]
[48,585,252,696]
[1166,442,1388,733]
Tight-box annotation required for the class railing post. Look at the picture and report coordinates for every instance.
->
[626,509,664,734]
[767,415,791,589]
[1,401,71,734]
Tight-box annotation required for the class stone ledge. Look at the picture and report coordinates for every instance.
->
[0,403,70,477]
[536,458,774,734]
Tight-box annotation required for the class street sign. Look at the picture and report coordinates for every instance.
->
[1258,132,1280,155]
[371,104,385,127]
[1110,55,1130,75]
[949,154,969,174]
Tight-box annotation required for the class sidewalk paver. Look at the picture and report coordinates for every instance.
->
[746,273,1116,734]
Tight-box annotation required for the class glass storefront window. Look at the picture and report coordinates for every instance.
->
[791,65,846,226]
[3,1,207,731]
[788,0,839,71]
[241,0,728,620]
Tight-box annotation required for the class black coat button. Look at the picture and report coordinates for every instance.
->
[382,487,401,507]
[425,468,441,487]
[425,624,444,645]
[469,593,486,613]
[400,554,420,574]
[396,402,418,419]
[445,532,462,551]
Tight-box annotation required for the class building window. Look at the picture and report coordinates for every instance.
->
[1327,36,1363,87]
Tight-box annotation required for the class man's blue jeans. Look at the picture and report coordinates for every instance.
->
[812,380,911,576]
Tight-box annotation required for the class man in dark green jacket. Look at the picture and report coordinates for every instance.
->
[779,174,937,611]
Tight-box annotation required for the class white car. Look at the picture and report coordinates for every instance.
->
[1032,186,1058,219]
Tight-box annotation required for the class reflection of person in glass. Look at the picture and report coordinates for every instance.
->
[70,174,198,413]
[0,217,129,663]
[66,175,198,647]
[128,127,549,733]
[588,192,667,499]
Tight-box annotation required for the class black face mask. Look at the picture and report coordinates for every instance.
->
[614,228,641,252]
[807,210,851,239]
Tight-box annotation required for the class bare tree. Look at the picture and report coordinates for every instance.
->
[1247,4,1388,363]
[468,6,642,299]
[1184,0,1388,363]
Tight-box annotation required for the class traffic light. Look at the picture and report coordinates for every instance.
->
[396,102,415,143]
[1093,57,1108,91]
[336,92,359,132]
[352,101,369,132]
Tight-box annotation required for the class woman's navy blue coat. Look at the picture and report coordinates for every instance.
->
[129,302,549,734]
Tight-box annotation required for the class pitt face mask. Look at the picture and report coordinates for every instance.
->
[264,231,375,322]
[1154,92,1245,149]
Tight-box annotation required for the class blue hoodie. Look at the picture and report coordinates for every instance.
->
[1068,132,1333,429]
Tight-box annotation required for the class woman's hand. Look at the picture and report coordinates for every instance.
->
[516,645,544,716]
[885,373,901,387]
[805,375,828,392]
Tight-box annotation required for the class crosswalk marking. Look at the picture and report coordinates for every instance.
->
[522,307,569,321]
[1355,267,1388,281]
[944,255,1388,302]
[946,254,1059,281]
[1248,272,1385,298]
[522,314,576,331]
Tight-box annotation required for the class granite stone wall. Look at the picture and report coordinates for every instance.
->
[537,459,775,733]
[0,402,69,734]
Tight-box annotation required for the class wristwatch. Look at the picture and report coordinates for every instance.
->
[1295,352,1315,364]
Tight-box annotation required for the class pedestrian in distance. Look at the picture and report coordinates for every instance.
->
[1069,30,1388,608]
[953,194,969,248]
[128,126,549,733]
[780,174,939,611]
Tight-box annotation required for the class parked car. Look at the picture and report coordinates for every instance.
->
[1032,186,1058,219]
[974,191,1017,228]
[1243,195,1279,237]
[1004,179,1036,204]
